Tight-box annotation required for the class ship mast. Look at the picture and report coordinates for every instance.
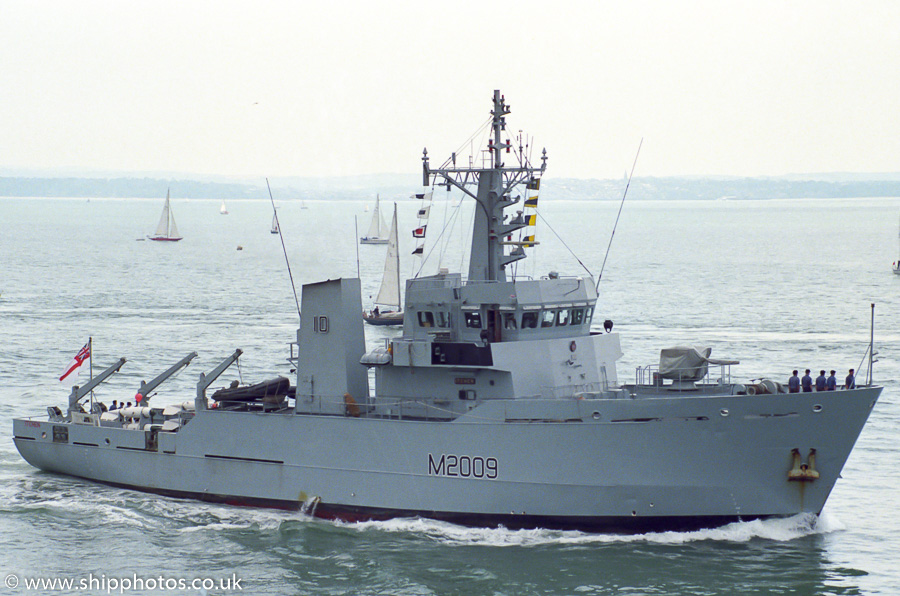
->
[422,90,547,283]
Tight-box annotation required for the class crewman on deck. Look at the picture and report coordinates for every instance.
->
[826,370,838,391]
[815,370,827,392]
[788,370,801,393]
[801,369,813,392]
[845,369,856,389]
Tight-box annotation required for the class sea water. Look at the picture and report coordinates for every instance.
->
[0,195,898,595]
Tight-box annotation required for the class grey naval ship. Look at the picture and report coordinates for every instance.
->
[14,91,882,532]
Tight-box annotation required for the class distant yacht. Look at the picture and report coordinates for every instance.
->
[363,203,403,326]
[148,189,182,242]
[270,212,279,235]
[220,201,229,215]
[360,195,389,244]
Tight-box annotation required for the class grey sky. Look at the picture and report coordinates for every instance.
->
[2,0,898,179]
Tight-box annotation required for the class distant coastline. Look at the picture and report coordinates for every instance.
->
[1,173,900,201]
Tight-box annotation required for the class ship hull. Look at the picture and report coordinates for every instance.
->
[13,387,879,532]
[363,311,404,326]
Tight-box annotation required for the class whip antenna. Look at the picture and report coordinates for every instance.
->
[596,138,642,292]
[267,178,301,321]
[354,215,361,279]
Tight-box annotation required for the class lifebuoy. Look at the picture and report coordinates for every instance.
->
[569,341,576,352]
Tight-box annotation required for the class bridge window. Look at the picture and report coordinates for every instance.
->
[522,312,538,329]
[418,311,435,327]
[570,308,585,325]
[503,312,517,329]
[436,311,449,328]
[541,309,556,328]
[556,309,570,326]
[464,311,482,329]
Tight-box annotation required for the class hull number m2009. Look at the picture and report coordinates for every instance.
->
[428,453,498,479]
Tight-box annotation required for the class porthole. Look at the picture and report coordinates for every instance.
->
[41,432,46,439]
[812,404,823,413]
[720,409,729,417]
[592,411,601,420]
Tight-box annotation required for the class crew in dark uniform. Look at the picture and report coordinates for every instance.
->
[788,370,801,393]
[801,369,813,392]
[815,370,827,391]
[845,369,856,389]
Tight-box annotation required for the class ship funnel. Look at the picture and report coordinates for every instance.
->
[295,278,369,415]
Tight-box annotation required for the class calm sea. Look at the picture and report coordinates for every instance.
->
[0,195,898,595]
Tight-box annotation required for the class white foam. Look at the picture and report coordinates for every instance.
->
[346,512,830,547]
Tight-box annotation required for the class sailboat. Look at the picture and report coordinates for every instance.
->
[270,212,279,235]
[148,189,183,242]
[359,195,389,244]
[220,201,229,215]
[363,203,403,326]
[893,213,900,275]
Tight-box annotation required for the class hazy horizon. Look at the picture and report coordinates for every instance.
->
[2,2,898,181]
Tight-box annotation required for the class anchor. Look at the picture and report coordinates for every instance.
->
[788,448,820,481]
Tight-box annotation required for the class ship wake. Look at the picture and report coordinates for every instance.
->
[347,512,837,546]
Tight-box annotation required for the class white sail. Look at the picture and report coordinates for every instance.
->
[167,203,181,239]
[374,204,401,309]
[220,201,228,214]
[366,195,386,239]
[151,189,182,240]
[155,190,172,237]
[271,213,279,234]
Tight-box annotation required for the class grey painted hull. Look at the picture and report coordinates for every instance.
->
[14,387,879,532]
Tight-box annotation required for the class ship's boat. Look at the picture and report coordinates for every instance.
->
[211,377,291,403]
[12,91,883,533]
